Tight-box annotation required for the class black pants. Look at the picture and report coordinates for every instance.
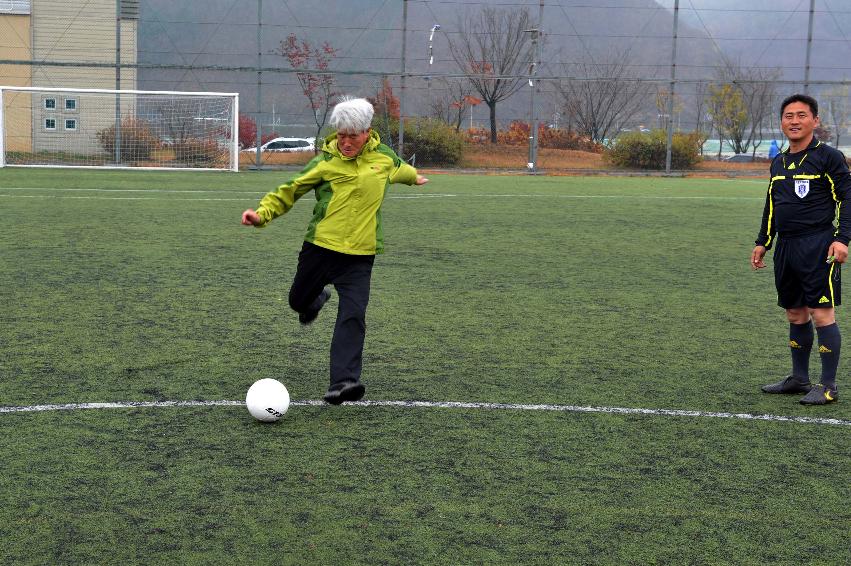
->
[288,241,375,387]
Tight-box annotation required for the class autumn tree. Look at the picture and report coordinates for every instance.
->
[237,113,257,149]
[707,60,779,155]
[273,34,339,151]
[366,78,401,147]
[448,6,533,143]
[368,78,400,121]
[707,84,747,158]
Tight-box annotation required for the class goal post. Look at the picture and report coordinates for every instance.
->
[0,86,239,171]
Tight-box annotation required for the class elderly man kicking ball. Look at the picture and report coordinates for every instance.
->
[242,97,429,404]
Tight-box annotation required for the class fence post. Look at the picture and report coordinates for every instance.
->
[664,0,679,174]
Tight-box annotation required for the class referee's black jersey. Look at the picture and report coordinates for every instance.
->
[755,138,851,249]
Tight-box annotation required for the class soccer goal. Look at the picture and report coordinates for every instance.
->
[0,86,239,171]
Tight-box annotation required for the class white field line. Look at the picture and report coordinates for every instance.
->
[0,187,763,202]
[0,188,456,202]
[0,398,848,427]
[0,187,455,197]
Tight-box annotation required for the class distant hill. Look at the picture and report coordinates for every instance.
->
[135,0,851,133]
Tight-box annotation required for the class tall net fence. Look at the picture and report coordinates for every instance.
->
[3,0,851,171]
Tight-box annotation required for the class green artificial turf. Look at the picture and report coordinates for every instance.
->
[0,168,849,564]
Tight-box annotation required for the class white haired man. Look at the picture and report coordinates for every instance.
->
[242,97,429,404]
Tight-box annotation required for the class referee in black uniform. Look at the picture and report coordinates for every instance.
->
[752,94,850,405]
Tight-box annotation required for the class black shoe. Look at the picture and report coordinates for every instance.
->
[761,375,813,394]
[799,383,838,405]
[323,380,366,405]
[298,288,331,325]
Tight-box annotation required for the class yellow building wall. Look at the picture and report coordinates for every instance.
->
[31,1,137,90]
[0,14,33,152]
[29,1,137,157]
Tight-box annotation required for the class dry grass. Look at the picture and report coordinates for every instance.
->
[235,144,769,179]
[460,144,768,178]
[238,151,315,168]
[460,144,605,170]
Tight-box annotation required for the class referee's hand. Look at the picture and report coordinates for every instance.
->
[751,245,767,270]
[827,241,849,264]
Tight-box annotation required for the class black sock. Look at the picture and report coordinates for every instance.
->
[789,321,814,381]
[816,323,841,387]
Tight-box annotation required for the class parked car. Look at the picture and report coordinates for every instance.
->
[242,137,315,152]
[724,153,769,163]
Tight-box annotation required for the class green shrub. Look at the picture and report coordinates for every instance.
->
[604,129,702,169]
[96,117,159,161]
[375,118,464,166]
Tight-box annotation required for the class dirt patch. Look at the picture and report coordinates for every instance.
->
[461,145,769,178]
[238,143,770,179]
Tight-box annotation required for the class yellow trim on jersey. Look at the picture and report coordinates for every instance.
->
[828,261,837,306]
[825,172,838,201]
[825,172,842,234]
[792,174,821,180]
[781,141,820,170]
[764,175,786,247]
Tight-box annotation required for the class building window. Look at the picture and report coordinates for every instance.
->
[64,119,77,131]
[44,118,56,130]
[44,98,56,110]
[65,98,77,111]
[120,0,139,19]
[0,1,31,15]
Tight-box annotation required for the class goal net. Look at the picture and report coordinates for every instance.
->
[0,87,239,171]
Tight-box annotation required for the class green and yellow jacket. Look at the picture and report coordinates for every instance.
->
[254,130,419,255]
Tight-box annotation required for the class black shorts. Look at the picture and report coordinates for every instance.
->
[773,229,841,309]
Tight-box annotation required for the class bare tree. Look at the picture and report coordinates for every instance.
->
[693,81,709,156]
[556,51,648,144]
[823,86,850,148]
[655,87,683,130]
[693,81,709,134]
[427,78,479,131]
[448,6,533,143]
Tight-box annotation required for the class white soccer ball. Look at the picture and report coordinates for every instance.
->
[246,378,290,422]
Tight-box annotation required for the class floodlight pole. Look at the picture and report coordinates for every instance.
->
[115,0,122,165]
[398,0,408,160]
[664,0,679,175]
[256,0,263,170]
[525,1,544,174]
[525,27,539,173]
[803,0,815,94]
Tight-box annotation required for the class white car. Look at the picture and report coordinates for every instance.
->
[242,137,315,152]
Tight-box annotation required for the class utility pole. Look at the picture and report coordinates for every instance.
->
[664,0,679,174]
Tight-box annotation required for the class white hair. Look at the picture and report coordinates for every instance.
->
[329,97,374,133]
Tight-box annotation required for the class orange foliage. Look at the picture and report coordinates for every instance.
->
[369,78,400,119]
[463,121,601,153]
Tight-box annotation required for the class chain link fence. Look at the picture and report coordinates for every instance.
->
[3,0,851,172]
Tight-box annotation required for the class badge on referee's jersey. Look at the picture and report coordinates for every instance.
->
[794,179,810,198]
